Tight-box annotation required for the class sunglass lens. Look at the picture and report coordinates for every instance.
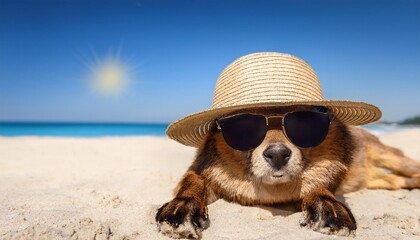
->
[218,114,267,151]
[284,111,330,148]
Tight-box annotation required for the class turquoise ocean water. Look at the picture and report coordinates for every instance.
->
[0,123,169,137]
[362,124,415,136]
[0,122,415,137]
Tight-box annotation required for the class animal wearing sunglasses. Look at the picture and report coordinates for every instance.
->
[156,106,420,239]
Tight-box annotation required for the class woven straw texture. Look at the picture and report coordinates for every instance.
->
[167,52,381,147]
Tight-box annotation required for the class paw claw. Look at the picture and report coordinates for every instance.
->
[301,196,357,236]
[299,218,307,227]
[192,218,201,229]
[156,197,209,239]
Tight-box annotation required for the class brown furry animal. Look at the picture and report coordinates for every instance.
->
[155,106,420,239]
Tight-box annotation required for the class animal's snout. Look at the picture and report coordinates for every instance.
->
[263,143,292,170]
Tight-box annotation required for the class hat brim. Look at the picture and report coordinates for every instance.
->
[166,100,381,147]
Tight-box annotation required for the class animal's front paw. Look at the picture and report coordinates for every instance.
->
[156,197,209,239]
[300,194,357,236]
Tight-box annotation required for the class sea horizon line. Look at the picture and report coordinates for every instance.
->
[0,121,170,125]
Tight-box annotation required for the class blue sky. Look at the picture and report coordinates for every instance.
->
[0,0,419,123]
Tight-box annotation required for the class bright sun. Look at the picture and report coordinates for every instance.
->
[88,52,132,96]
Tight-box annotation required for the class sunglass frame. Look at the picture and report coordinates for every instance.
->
[215,110,333,150]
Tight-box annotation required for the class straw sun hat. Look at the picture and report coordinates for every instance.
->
[167,52,381,147]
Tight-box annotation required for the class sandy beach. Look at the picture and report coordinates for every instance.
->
[0,128,419,240]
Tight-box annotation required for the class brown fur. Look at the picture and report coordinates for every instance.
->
[338,127,420,193]
[156,106,420,238]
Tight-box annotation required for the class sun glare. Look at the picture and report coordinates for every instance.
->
[87,52,133,96]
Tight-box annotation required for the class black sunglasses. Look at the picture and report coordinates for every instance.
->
[215,110,332,151]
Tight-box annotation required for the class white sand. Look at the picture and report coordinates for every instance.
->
[0,130,419,240]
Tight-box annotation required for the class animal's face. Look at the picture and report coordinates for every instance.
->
[250,128,304,184]
[213,106,340,185]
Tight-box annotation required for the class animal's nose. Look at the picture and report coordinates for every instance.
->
[263,143,292,170]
